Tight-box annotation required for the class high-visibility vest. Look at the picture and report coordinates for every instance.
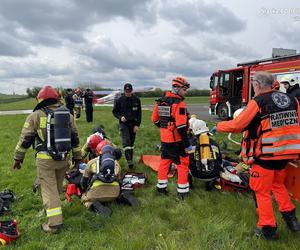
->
[240,92,300,163]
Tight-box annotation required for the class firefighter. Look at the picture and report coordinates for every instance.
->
[13,86,82,233]
[188,118,223,190]
[83,88,94,122]
[81,133,104,162]
[112,83,142,169]
[64,88,75,115]
[73,88,84,119]
[80,142,137,216]
[152,76,192,199]
[214,72,300,240]
[280,75,300,100]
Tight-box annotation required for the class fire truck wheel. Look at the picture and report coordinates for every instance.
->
[217,104,229,121]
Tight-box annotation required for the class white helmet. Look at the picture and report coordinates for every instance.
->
[189,118,209,135]
[233,108,244,119]
[280,75,297,86]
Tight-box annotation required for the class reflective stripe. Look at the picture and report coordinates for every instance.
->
[177,183,189,194]
[177,124,186,129]
[157,179,168,189]
[15,145,27,152]
[92,180,119,188]
[55,138,71,142]
[262,134,300,144]
[46,207,62,217]
[40,117,47,128]
[36,152,52,159]
[124,146,134,150]
[262,144,300,154]
[23,122,30,128]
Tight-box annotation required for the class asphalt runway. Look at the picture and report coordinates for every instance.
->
[144,103,220,123]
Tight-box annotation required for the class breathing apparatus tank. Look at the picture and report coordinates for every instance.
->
[96,145,116,183]
[46,106,72,160]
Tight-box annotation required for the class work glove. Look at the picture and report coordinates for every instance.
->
[12,159,22,170]
[186,145,194,154]
[210,126,217,135]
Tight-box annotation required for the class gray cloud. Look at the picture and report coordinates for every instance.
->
[159,0,246,35]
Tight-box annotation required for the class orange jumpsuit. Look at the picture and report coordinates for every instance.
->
[152,91,190,195]
[217,90,300,229]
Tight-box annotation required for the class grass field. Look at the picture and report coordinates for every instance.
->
[0,106,299,249]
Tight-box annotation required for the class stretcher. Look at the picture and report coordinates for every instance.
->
[285,161,300,203]
[140,155,177,177]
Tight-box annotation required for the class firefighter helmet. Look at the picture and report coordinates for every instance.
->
[37,86,59,103]
[233,108,244,119]
[172,76,190,89]
[189,118,209,135]
[280,75,297,86]
[87,133,104,150]
[96,140,109,156]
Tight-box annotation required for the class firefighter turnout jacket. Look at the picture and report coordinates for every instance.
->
[14,103,81,161]
[81,157,121,207]
[217,91,300,168]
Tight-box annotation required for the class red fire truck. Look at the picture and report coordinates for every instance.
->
[209,54,300,120]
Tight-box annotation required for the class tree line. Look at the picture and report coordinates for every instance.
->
[26,87,210,98]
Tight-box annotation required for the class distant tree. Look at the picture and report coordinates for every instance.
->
[26,87,41,98]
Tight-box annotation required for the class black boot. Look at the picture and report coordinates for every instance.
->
[177,192,189,200]
[125,149,134,169]
[282,209,300,232]
[255,226,279,240]
[117,191,139,206]
[156,187,168,195]
[90,201,112,217]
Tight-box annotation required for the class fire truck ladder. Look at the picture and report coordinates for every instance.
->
[237,54,300,67]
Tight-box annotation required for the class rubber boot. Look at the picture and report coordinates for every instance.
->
[282,209,300,232]
[254,226,279,240]
[90,201,112,217]
[117,191,139,206]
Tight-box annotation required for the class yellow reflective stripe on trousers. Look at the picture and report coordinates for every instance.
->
[72,147,81,152]
[46,207,62,217]
[36,152,52,159]
[15,145,27,153]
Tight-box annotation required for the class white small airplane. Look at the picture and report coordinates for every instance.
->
[93,87,155,106]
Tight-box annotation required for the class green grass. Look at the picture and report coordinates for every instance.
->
[0,107,299,249]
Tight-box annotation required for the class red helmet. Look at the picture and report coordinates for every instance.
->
[96,140,109,156]
[87,133,103,150]
[0,220,20,245]
[37,86,59,103]
[172,76,190,89]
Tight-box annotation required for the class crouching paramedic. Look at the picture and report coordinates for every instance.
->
[152,76,192,199]
[215,72,300,240]
[13,86,82,233]
[80,142,137,216]
[188,117,222,190]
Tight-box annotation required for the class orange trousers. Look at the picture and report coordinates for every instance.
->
[250,164,295,228]
[157,156,189,194]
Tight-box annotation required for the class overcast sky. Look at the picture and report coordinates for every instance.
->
[0,0,299,94]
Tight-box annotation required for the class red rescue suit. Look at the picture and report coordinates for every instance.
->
[217,91,300,228]
[152,91,190,195]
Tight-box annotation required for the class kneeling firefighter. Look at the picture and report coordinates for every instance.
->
[188,117,223,189]
[13,86,82,233]
[80,142,138,216]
